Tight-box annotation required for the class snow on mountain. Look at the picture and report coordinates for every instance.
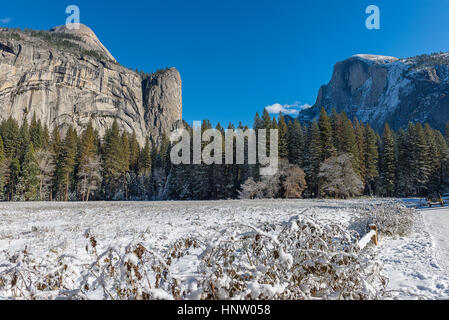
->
[352,54,399,64]
[298,52,449,131]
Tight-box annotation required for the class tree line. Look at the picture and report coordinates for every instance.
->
[0,115,154,201]
[165,108,449,200]
[0,109,448,201]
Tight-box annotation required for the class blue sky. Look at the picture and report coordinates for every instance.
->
[1,0,449,127]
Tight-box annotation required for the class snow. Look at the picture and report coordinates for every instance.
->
[345,53,416,128]
[343,54,413,126]
[422,206,449,272]
[352,54,398,64]
[247,281,287,299]
[358,230,376,250]
[377,201,449,299]
[148,288,174,300]
[383,61,411,108]
[1,199,449,299]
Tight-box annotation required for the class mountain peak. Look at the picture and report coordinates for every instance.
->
[49,23,116,62]
[350,54,399,64]
[298,52,449,132]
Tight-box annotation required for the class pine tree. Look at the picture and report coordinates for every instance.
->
[364,124,379,195]
[30,113,44,150]
[224,123,239,198]
[318,108,336,160]
[151,134,171,199]
[19,117,31,160]
[139,138,152,176]
[253,112,263,131]
[94,128,101,155]
[18,143,39,201]
[121,132,131,199]
[330,109,343,153]
[6,158,20,201]
[159,134,171,173]
[434,130,449,191]
[77,121,99,201]
[42,125,50,149]
[412,123,431,195]
[2,117,20,159]
[56,126,78,201]
[0,136,7,199]
[380,124,396,196]
[278,114,289,159]
[51,127,62,157]
[424,124,440,193]
[79,121,96,168]
[191,120,213,200]
[1,107,448,202]
[262,109,272,156]
[239,121,252,191]
[272,117,278,130]
[395,128,412,196]
[121,132,130,171]
[166,124,194,200]
[50,127,62,200]
[103,119,128,200]
[36,149,55,201]
[129,131,140,173]
[0,136,4,166]
[287,119,304,167]
[354,118,366,184]
[252,113,264,180]
[150,133,173,198]
[303,121,322,197]
[262,109,272,131]
[340,113,359,174]
[211,123,228,199]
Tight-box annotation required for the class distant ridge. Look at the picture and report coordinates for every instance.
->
[297,52,449,132]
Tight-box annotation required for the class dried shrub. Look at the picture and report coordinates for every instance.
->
[350,200,416,237]
[0,217,389,300]
[195,217,387,300]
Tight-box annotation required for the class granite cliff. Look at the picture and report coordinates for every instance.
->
[0,24,182,146]
[298,53,449,132]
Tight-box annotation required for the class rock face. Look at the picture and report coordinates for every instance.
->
[299,53,449,132]
[49,23,117,63]
[0,24,182,146]
[143,68,183,145]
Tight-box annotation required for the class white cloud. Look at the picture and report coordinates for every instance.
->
[265,102,312,116]
[0,17,12,24]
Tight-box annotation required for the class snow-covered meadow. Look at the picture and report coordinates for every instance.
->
[0,199,448,300]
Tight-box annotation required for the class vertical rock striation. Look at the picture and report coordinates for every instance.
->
[0,24,182,146]
[299,53,449,132]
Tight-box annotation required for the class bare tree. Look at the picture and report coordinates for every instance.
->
[238,178,266,199]
[239,160,307,199]
[36,149,55,201]
[283,166,307,198]
[318,153,363,199]
[77,155,102,201]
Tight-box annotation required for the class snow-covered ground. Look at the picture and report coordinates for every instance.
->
[0,199,448,300]
[377,201,449,299]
